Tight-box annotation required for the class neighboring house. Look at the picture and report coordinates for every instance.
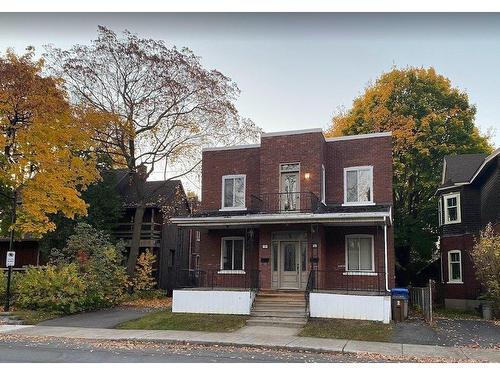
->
[110,169,193,291]
[0,238,39,268]
[437,148,500,311]
[171,128,395,323]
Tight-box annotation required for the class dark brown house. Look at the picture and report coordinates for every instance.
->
[437,148,500,310]
[111,170,193,291]
[171,128,395,323]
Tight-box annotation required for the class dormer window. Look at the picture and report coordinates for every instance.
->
[221,175,246,210]
[343,166,374,205]
[443,192,461,224]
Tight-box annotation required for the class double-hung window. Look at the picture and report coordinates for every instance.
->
[220,237,245,272]
[344,166,374,205]
[448,250,462,283]
[443,193,461,224]
[345,235,374,272]
[221,175,246,210]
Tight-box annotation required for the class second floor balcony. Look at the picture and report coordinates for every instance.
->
[250,191,325,214]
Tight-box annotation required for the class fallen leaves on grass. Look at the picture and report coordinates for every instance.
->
[121,297,172,309]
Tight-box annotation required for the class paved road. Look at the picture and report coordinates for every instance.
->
[38,307,153,329]
[0,336,395,363]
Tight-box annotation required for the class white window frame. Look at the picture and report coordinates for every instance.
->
[321,164,326,204]
[443,192,461,224]
[343,166,374,206]
[219,236,245,274]
[438,198,443,227]
[447,250,463,284]
[195,230,201,242]
[344,234,376,274]
[220,174,247,211]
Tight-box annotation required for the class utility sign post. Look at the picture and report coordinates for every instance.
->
[4,251,15,311]
[6,251,15,267]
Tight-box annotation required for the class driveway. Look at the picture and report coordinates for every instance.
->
[38,307,154,329]
[392,318,500,348]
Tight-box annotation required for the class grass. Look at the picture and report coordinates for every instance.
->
[433,307,482,320]
[116,308,248,332]
[11,310,63,325]
[299,318,394,342]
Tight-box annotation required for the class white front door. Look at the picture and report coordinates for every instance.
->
[280,241,300,289]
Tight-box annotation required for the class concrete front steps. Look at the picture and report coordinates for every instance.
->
[246,290,307,328]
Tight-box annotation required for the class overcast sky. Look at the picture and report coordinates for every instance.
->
[1,13,499,189]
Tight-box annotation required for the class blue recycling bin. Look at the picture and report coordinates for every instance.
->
[391,288,409,300]
[391,288,409,321]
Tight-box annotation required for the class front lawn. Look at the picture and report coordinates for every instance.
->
[299,318,393,342]
[116,308,247,332]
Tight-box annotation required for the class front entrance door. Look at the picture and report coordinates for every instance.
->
[280,241,300,289]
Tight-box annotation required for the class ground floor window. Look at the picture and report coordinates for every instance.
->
[220,237,245,271]
[448,250,462,283]
[345,235,374,272]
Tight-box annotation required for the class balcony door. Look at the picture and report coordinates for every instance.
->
[280,163,300,211]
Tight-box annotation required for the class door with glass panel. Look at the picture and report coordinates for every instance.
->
[280,241,300,289]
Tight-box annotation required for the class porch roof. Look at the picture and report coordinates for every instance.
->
[171,206,392,228]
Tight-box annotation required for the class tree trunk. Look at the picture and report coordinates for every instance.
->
[127,203,145,276]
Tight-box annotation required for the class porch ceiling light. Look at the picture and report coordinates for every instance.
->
[304,172,310,180]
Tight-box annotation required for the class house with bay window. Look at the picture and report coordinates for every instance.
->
[171,128,395,324]
[437,148,500,311]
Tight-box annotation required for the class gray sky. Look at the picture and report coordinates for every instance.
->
[1,13,499,189]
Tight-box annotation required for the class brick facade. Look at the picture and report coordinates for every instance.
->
[195,130,394,292]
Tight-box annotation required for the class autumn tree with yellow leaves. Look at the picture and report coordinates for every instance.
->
[0,48,99,238]
[47,26,260,276]
[326,67,492,285]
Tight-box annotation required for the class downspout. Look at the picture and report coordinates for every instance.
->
[384,221,390,293]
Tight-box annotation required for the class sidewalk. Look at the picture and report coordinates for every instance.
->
[1,324,499,362]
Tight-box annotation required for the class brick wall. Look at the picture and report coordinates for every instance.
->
[325,136,393,205]
[440,234,481,300]
[259,132,325,198]
[201,147,260,211]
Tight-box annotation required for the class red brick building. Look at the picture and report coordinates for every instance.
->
[437,148,500,311]
[172,129,395,322]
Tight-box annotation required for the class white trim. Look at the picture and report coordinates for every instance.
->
[384,223,390,292]
[202,144,260,152]
[325,132,392,142]
[261,128,323,138]
[469,147,500,183]
[443,192,461,224]
[343,166,374,205]
[342,272,378,276]
[217,270,246,275]
[345,234,375,272]
[436,182,469,192]
[441,159,447,185]
[447,250,463,283]
[221,174,246,210]
[438,198,443,227]
[171,211,391,227]
[321,164,326,204]
[220,236,245,272]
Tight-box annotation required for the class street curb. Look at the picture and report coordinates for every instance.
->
[2,327,490,361]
